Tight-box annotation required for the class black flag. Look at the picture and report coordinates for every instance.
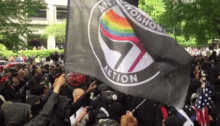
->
[124,0,139,7]
[65,0,192,108]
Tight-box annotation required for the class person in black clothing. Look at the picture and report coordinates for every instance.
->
[11,76,25,92]
[53,52,59,66]
[28,56,35,65]
[0,81,16,101]
[48,81,97,126]
[185,78,201,105]
[209,51,217,65]
[88,90,124,126]
[28,68,43,86]
[129,97,159,126]
[3,74,66,126]
[209,66,220,92]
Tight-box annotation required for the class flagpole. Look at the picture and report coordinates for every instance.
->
[131,99,146,113]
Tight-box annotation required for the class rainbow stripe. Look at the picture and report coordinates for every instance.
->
[100,9,135,36]
[100,9,146,72]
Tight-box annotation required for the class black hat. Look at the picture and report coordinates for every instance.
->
[101,91,118,104]
[98,84,111,92]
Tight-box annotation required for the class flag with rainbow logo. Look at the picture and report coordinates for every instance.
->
[64,0,192,108]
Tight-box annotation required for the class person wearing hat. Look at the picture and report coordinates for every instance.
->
[88,90,120,126]
[97,84,112,94]
[26,95,42,118]
[48,81,97,126]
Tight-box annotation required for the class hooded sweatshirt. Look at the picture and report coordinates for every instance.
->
[4,103,31,126]
[26,95,41,106]
[24,92,59,126]
[26,95,43,117]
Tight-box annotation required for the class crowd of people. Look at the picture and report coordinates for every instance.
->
[6,52,62,67]
[0,49,220,126]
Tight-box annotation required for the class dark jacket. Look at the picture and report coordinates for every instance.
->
[0,81,16,101]
[107,102,125,123]
[209,66,220,91]
[53,54,59,61]
[26,95,41,106]
[59,85,73,99]
[48,96,72,126]
[48,92,91,126]
[24,92,59,126]
[13,79,26,92]
[0,108,5,126]
[185,78,201,105]
[130,97,159,126]
[26,87,54,118]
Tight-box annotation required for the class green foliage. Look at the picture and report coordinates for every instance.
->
[0,44,17,58]
[170,34,197,47]
[41,21,66,43]
[159,0,220,45]
[0,43,64,59]
[18,49,64,57]
[0,0,45,51]
[138,0,166,23]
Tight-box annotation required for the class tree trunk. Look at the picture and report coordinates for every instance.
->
[218,30,220,37]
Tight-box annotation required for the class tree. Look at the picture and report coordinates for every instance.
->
[0,0,45,51]
[170,33,198,47]
[138,0,166,23]
[159,0,220,45]
[41,21,66,43]
[138,0,190,46]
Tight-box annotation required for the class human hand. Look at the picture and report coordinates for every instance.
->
[200,78,203,84]
[209,115,213,122]
[218,75,220,80]
[80,107,88,117]
[86,81,97,93]
[53,74,65,94]
[126,111,133,116]
[76,107,88,123]
[162,119,165,126]
[55,74,65,87]
[195,65,201,72]
[53,78,58,88]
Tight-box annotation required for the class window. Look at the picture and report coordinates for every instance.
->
[30,7,47,18]
[56,7,67,19]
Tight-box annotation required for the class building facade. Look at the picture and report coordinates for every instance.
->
[28,0,67,49]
